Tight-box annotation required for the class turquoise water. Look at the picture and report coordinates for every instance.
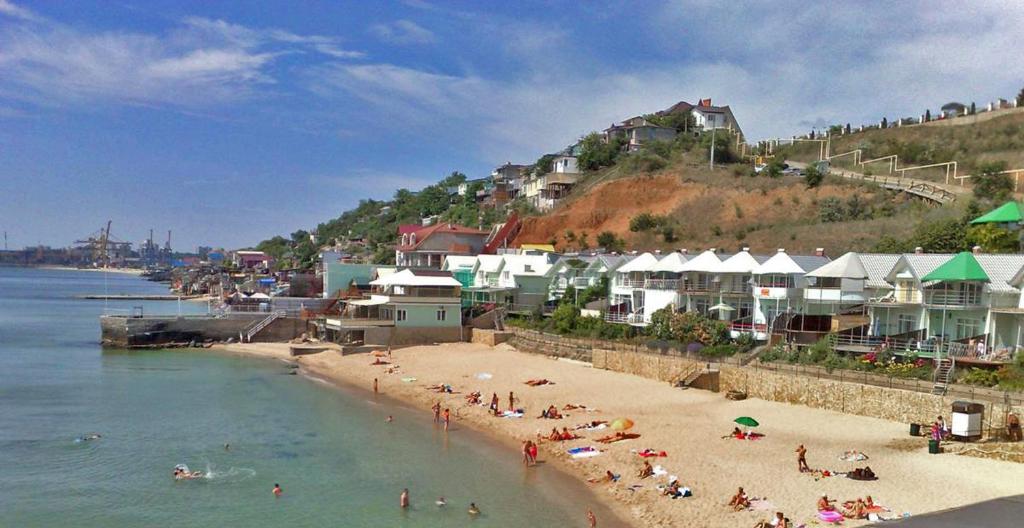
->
[0,268,604,527]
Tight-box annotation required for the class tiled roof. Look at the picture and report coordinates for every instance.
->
[858,254,902,289]
[888,253,1024,293]
[397,223,488,251]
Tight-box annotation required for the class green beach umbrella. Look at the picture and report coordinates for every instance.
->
[969,201,1023,225]
[734,416,759,427]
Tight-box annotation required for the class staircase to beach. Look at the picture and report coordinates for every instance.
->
[243,310,286,343]
[932,356,956,395]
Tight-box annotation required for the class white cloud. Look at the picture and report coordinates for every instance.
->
[369,20,435,44]
[0,0,40,22]
[0,13,364,109]
[316,170,435,196]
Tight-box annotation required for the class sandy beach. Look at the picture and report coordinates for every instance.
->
[212,341,1024,528]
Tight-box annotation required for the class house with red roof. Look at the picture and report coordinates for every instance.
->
[395,223,489,269]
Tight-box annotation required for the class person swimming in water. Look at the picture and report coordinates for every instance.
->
[468,502,481,515]
[273,483,282,497]
[436,497,447,507]
[75,433,101,443]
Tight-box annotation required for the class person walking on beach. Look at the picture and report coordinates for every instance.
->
[400,488,410,508]
[796,444,809,472]
[529,440,538,463]
[508,391,515,412]
[490,392,499,415]
[587,509,597,527]
[522,440,532,466]
[432,401,441,423]
[373,377,378,394]
[272,483,282,497]
[443,408,451,432]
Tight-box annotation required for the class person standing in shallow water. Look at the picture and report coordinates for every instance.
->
[443,408,451,432]
[272,483,282,497]
[373,377,378,394]
[400,488,410,508]
[432,401,441,423]
[587,509,597,527]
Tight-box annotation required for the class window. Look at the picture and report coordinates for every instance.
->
[525,264,533,272]
[738,302,752,320]
[897,314,917,334]
[694,299,709,314]
[396,309,407,322]
[955,318,982,340]
[436,308,447,321]
[502,271,510,280]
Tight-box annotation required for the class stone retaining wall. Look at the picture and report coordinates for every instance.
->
[508,328,1023,436]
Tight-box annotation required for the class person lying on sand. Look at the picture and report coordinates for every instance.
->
[637,461,654,479]
[596,432,640,444]
[524,379,552,386]
[426,383,453,393]
[560,427,579,441]
[637,448,668,458]
[661,479,685,498]
[842,498,867,519]
[548,428,562,441]
[728,487,751,511]
[722,427,744,439]
[817,494,836,512]
[562,403,589,411]
[754,512,788,528]
[574,420,608,430]
[540,405,563,419]
[587,470,619,484]
[465,391,481,405]
[371,357,391,365]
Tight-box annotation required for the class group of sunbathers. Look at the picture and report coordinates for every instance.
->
[819,494,878,519]
[546,427,580,442]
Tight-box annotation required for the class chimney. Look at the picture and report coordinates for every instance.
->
[777,248,786,253]
[654,249,662,255]
[972,245,982,255]
[631,250,638,255]
[709,247,717,253]
[679,248,688,255]
[742,247,750,252]
[814,247,825,257]
[914,247,924,254]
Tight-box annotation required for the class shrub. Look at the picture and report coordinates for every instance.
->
[819,197,845,222]
[711,225,723,236]
[960,367,999,387]
[596,231,625,252]
[972,161,1012,203]
[630,212,664,232]
[550,303,579,334]
[804,164,824,188]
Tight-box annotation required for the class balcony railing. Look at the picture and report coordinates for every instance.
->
[644,278,680,290]
[616,279,646,288]
[925,291,982,307]
[605,312,629,323]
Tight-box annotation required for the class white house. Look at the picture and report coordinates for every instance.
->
[607,252,659,325]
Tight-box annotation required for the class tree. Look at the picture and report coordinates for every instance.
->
[577,132,625,171]
[925,109,931,122]
[818,197,845,222]
[596,231,625,252]
[804,163,824,188]
[881,117,888,129]
[1018,86,1024,107]
[970,102,976,115]
[972,161,1012,203]
[629,212,662,232]
[765,158,786,178]
[910,217,968,252]
[442,171,467,187]
[533,154,556,176]
[550,303,580,334]
[578,232,590,250]
[968,224,1019,253]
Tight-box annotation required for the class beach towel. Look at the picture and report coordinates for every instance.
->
[748,498,775,512]
[501,411,524,418]
[401,377,417,382]
[817,510,843,523]
[838,452,868,462]
[475,372,493,380]
[585,424,607,431]
[652,465,668,477]
[568,446,601,459]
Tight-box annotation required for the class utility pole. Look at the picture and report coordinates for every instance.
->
[709,114,717,171]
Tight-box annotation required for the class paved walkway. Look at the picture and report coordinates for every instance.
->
[786,160,966,204]
[869,494,1024,527]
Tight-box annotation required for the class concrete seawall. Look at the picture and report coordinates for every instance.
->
[101,314,306,347]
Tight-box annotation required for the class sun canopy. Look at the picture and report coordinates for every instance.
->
[921,252,990,282]
[753,251,805,275]
[651,252,688,273]
[616,252,659,273]
[970,201,1023,225]
[805,252,868,280]
[717,251,760,274]
[248,292,271,299]
[678,250,722,272]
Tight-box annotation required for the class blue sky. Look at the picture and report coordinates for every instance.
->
[1,0,1022,250]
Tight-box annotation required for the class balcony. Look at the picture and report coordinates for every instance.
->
[803,288,868,303]
[644,278,680,290]
[605,312,629,323]
[616,278,646,289]
[753,286,795,299]
[925,290,983,308]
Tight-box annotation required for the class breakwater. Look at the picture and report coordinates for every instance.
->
[100,314,306,347]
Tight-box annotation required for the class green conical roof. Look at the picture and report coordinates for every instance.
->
[970,201,1024,224]
[921,252,989,282]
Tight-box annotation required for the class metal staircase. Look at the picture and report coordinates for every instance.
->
[244,310,285,343]
[932,354,956,395]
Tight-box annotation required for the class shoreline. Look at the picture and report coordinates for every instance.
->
[210,342,635,527]
[210,341,1024,528]
[35,265,146,275]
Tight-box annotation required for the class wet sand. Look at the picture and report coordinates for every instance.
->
[212,341,1024,527]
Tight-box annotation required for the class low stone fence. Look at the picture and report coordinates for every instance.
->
[507,327,1023,437]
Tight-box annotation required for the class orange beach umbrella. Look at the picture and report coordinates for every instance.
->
[610,418,635,431]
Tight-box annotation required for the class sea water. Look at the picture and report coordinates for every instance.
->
[0,268,603,527]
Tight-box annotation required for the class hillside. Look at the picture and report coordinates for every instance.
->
[781,109,1024,182]
[512,155,962,255]
[512,109,1024,256]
